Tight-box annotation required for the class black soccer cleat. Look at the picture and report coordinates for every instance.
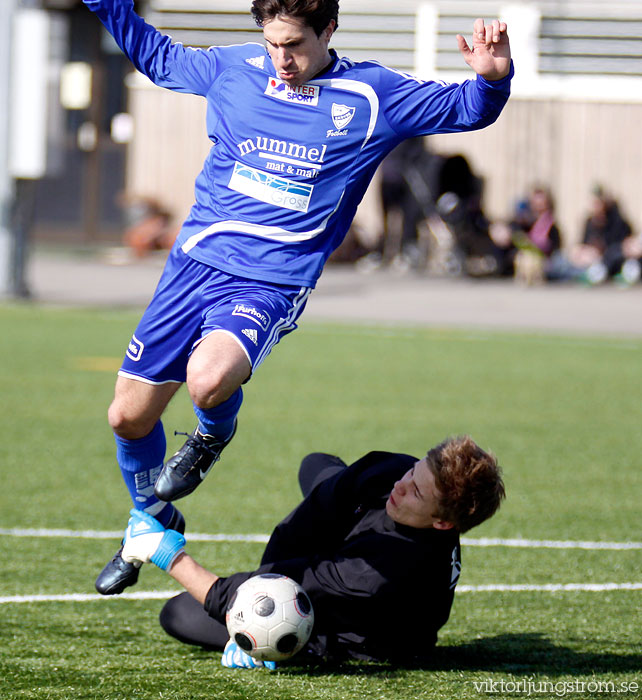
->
[95,508,185,595]
[94,546,140,596]
[154,422,237,502]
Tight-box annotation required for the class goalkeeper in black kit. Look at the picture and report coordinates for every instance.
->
[120,436,505,667]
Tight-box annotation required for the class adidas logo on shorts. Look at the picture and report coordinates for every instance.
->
[242,328,258,345]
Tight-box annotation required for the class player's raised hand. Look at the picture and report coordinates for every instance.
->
[457,18,511,81]
[221,641,277,670]
[121,509,185,571]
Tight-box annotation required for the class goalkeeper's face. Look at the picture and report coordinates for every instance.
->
[385,458,454,531]
[263,15,335,87]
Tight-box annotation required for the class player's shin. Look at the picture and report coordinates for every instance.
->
[115,420,177,526]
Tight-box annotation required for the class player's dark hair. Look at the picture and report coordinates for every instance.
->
[251,0,339,36]
[427,436,505,533]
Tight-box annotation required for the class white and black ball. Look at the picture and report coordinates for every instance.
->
[225,574,314,662]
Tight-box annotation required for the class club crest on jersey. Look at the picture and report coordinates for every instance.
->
[126,334,144,362]
[264,77,320,106]
[331,103,355,130]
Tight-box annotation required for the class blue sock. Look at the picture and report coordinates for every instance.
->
[193,387,243,440]
[115,420,174,526]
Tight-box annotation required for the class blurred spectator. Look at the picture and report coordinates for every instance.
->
[492,186,562,284]
[517,187,561,256]
[433,154,509,277]
[567,186,633,284]
[118,193,178,258]
[618,234,642,285]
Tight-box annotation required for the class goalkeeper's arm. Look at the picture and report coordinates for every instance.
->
[167,552,219,604]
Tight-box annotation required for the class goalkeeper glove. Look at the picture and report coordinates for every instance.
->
[221,641,277,670]
[121,509,185,571]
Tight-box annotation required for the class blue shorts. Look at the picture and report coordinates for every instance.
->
[119,247,311,385]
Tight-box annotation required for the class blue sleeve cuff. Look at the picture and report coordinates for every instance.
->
[478,59,515,88]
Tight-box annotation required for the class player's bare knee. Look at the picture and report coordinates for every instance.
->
[186,370,233,410]
[108,400,152,440]
[187,379,225,410]
[107,403,137,438]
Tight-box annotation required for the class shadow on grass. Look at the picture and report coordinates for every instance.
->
[277,633,642,678]
[426,633,642,675]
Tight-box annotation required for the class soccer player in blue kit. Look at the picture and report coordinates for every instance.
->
[84,0,513,596]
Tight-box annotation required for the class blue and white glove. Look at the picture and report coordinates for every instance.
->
[121,509,185,571]
[221,641,277,670]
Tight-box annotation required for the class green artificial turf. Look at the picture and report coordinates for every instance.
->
[0,304,640,699]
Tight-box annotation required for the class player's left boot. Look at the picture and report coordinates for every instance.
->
[154,422,237,502]
[95,508,185,595]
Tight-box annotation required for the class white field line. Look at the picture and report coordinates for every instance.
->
[457,582,642,593]
[0,528,640,550]
[2,582,641,605]
[459,537,642,551]
[0,528,270,543]
[0,591,177,604]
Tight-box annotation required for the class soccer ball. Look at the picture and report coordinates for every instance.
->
[225,573,314,662]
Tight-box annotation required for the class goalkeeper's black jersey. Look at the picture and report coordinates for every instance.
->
[205,451,461,662]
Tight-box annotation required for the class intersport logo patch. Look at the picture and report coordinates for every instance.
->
[264,77,320,106]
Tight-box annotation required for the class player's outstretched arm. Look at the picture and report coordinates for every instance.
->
[167,551,219,604]
[457,18,511,81]
[82,0,216,96]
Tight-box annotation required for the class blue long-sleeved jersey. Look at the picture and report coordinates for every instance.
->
[84,0,512,287]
